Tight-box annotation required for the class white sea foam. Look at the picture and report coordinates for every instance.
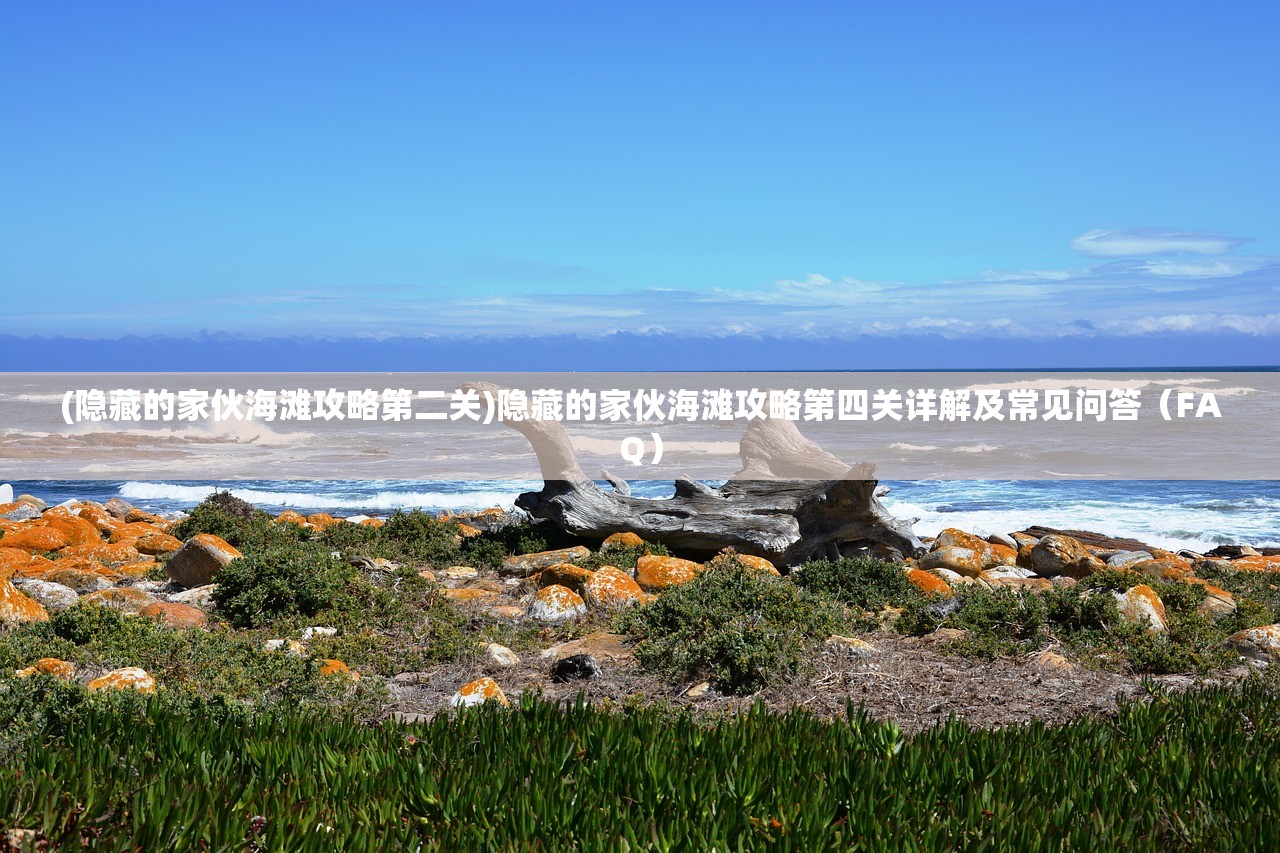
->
[884,497,1280,551]
[888,443,940,451]
[117,481,522,512]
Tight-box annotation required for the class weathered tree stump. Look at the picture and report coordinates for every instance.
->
[466,383,922,567]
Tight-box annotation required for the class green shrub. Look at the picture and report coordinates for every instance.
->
[170,492,308,552]
[616,563,846,694]
[319,520,381,551]
[0,603,353,708]
[212,544,355,628]
[791,556,924,612]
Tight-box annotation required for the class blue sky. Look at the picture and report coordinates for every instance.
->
[2,1,1277,367]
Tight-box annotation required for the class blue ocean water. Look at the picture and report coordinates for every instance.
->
[6,479,1278,552]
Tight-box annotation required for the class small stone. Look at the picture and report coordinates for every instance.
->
[417,569,437,582]
[684,681,711,698]
[486,605,525,621]
[1034,650,1074,670]
[263,639,307,656]
[440,587,499,604]
[141,601,209,629]
[485,642,520,667]
[439,565,478,580]
[1107,550,1153,569]
[603,531,645,548]
[530,563,596,592]
[500,546,592,577]
[927,627,968,643]
[301,626,337,641]
[528,584,588,622]
[907,567,951,595]
[824,635,877,657]
[551,653,602,683]
[540,631,634,664]
[169,584,217,609]
[87,666,155,693]
[14,657,75,679]
[451,676,509,708]
[582,567,644,608]
[635,555,702,591]
[319,659,358,679]
[1113,584,1168,633]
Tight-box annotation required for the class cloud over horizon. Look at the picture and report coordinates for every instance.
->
[5,228,1277,344]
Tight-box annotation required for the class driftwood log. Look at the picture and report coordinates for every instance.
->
[467,383,923,567]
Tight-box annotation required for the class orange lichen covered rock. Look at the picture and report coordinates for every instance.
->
[12,554,55,579]
[603,531,645,548]
[528,584,588,621]
[123,508,166,525]
[76,503,119,535]
[583,567,644,608]
[87,667,156,694]
[0,580,50,625]
[457,523,482,538]
[58,541,143,567]
[440,587,499,604]
[165,534,242,588]
[920,546,984,577]
[450,676,509,708]
[359,517,384,528]
[934,528,1017,569]
[319,659,359,679]
[1114,584,1168,633]
[1223,624,1280,664]
[1230,555,1280,572]
[135,530,183,556]
[82,587,157,614]
[0,502,41,522]
[1132,557,1193,581]
[716,552,781,576]
[107,522,161,544]
[530,563,596,593]
[0,526,70,553]
[906,568,951,596]
[501,546,592,576]
[635,555,702,591]
[42,515,103,548]
[0,547,36,579]
[14,657,76,679]
[141,601,210,629]
[37,563,114,591]
[306,513,339,530]
[274,510,308,526]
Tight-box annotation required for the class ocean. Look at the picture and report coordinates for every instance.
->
[6,478,1278,553]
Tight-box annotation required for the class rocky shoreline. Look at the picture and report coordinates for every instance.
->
[3,485,1280,729]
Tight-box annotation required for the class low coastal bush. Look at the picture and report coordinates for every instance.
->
[2,678,1279,849]
[576,539,669,571]
[212,543,355,628]
[897,579,1242,673]
[0,603,369,708]
[616,563,846,694]
[170,491,308,551]
[792,556,924,612]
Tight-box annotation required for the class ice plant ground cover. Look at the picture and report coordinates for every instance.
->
[1,677,1279,849]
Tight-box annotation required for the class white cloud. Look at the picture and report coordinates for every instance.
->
[1070,227,1250,257]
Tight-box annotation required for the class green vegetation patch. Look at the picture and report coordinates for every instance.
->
[1,678,1279,849]
[616,561,846,694]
